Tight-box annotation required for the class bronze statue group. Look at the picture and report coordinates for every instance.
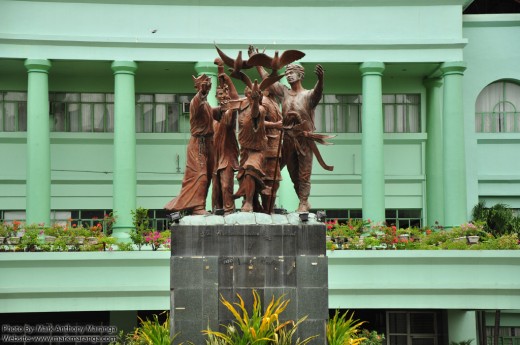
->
[165,45,334,216]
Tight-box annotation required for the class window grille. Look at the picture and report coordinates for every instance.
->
[386,311,441,345]
[385,209,422,229]
[50,92,114,132]
[476,81,520,133]
[0,92,27,132]
[135,93,193,133]
[383,94,420,133]
[48,92,195,133]
[314,94,420,133]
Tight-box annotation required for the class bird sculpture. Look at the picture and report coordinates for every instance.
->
[247,49,305,77]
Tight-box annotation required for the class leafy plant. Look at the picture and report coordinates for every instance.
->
[131,207,151,250]
[272,316,317,345]
[116,241,134,251]
[20,226,41,252]
[353,329,385,345]
[136,313,172,345]
[103,212,117,236]
[327,310,366,345]
[203,290,315,345]
[108,312,181,345]
[472,202,518,236]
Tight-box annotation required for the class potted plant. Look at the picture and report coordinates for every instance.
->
[20,225,41,252]
[0,222,10,244]
[7,220,23,245]
[461,222,484,244]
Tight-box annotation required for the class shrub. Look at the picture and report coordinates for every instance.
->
[327,310,366,345]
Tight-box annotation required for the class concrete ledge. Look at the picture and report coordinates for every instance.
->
[1,251,520,313]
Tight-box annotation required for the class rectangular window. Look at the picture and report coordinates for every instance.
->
[314,94,420,133]
[0,92,27,132]
[386,209,422,229]
[384,94,421,133]
[135,93,193,133]
[315,95,362,133]
[387,311,442,345]
[21,91,196,133]
[50,92,112,132]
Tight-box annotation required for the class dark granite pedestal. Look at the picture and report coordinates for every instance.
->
[170,215,328,344]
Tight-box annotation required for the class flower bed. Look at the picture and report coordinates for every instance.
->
[326,219,520,250]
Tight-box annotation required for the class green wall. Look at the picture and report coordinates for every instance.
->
[463,15,520,210]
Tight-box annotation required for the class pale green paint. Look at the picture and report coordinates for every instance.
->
[0,252,171,313]
[425,78,444,226]
[441,62,468,226]
[447,311,478,345]
[360,62,385,223]
[0,5,518,226]
[111,61,138,239]
[0,1,466,63]
[1,251,519,313]
[462,17,520,213]
[24,59,52,226]
[327,250,520,310]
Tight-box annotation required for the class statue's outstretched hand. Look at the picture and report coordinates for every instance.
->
[315,64,324,81]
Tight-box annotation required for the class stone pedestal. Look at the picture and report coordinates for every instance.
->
[170,213,328,344]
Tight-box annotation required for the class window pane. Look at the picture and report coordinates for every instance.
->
[383,94,395,104]
[4,103,16,131]
[81,93,104,102]
[4,92,27,101]
[155,104,166,133]
[475,81,520,133]
[81,104,93,131]
[347,104,360,133]
[68,104,80,132]
[93,104,105,132]
[143,104,153,133]
[17,103,27,131]
[410,313,435,334]
[155,93,175,103]
[0,104,3,131]
[389,312,408,333]
[398,209,422,218]
[106,104,114,132]
[408,104,420,132]
[384,104,394,132]
[52,102,67,131]
[396,104,405,132]
[167,104,179,132]
[315,105,324,132]
[137,94,153,103]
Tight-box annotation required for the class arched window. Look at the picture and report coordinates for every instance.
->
[475,80,520,133]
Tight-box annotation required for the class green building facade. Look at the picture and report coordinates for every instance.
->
[1,0,519,344]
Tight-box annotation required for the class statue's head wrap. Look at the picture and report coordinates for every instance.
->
[285,64,305,79]
[192,74,210,89]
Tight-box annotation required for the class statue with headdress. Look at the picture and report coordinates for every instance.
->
[164,73,219,215]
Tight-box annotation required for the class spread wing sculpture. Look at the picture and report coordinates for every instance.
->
[247,49,305,76]
[214,45,284,91]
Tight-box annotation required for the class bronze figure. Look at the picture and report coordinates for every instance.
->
[164,74,219,215]
[248,45,334,213]
[211,58,240,215]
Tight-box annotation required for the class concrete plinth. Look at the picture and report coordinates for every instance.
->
[170,213,328,345]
